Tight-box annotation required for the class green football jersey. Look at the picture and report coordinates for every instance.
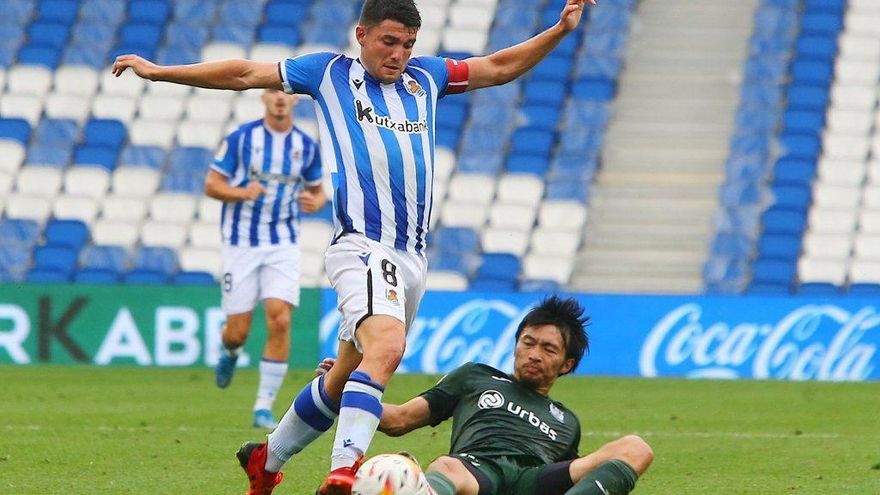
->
[420,362,581,467]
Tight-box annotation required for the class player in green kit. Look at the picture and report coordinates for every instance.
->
[378,296,654,495]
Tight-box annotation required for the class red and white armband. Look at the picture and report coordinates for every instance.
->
[445,58,469,94]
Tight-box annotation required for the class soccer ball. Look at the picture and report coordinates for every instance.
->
[352,453,431,495]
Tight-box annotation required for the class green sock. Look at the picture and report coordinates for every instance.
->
[425,471,456,495]
[564,460,638,495]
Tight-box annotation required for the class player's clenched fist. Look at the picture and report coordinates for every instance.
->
[112,54,159,80]
[239,182,265,201]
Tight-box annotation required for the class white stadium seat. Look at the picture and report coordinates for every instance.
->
[831,84,877,110]
[442,28,488,54]
[64,167,110,199]
[848,260,880,283]
[299,220,333,254]
[141,221,188,248]
[54,65,100,97]
[92,219,140,248]
[198,196,223,223]
[426,271,469,290]
[149,192,197,223]
[296,119,318,140]
[827,108,873,135]
[447,173,495,205]
[412,29,442,56]
[812,184,861,209]
[1,93,44,126]
[530,228,581,257]
[433,179,447,207]
[249,43,295,62]
[433,147,456,182]
[523,254,573,284]
[112,166,160,198]
[0,171,13,196]
[45,93,91,123]
[839,34,880,62]
[138,95,186,121]
[860,210,880,233]
[448,5,494,30]
[53,195,99,224]
[16,167,62,198]
[538,201,588,231]
[817,159,865,186]
[440,202,488,228]
[129,119,178,148]
[100,67,145,97]
[488,203,537,231]
[0,140,26,174]
[91,95,138,124]
[822,134,869,162]
[798,257,848,285]
[8,65,53,96]
[186,96,232,123]
[233,95,265,124]
[808,208,859,234]
[419,5,448,29]
[101,195,148,223]
[863,187,880,209]
[803,233,852,259]
[834,59,880,85]
[188,222,222,249]
[176,119,224,148]
[4,194,52,224]
[0,68,5,92]
[481,227,529,256]
[497,174,544,206]
[202,42,248,62]
[854,235,880,260]
[846,11,880,37]
[179,247,223,277]
[145,80,191,97]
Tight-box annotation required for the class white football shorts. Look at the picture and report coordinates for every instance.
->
[221,244,301,314]
[325,233,427,352]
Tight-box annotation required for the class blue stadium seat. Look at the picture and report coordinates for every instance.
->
[787,85,830,111]
[161,172,203,193]
[5,0,35,24]
[220,1,264,27]
[120,145,166,169]
[80,245,129,272]
[582,31,628,57]
[747,283,790,295]
[45,220,90,251]
[476,254,521,282]
[75,268,120,284]
[157,45,200,66]
[710,233,752,258]
[0,219,40,248]
[26,145,72,168]
[80,0,127,23]
[84,120,127,150]
[302,24,347,47]
[506,156,550,176]
[805,0,845,14]
[456,153,503,175]
[523,81,567,108]
[519,279,562,293]
[123,270,169,285]
[37,0,79,24]
[509,128,555,158]
[74,145,119,171]
[0,245,30,278]
[166,23,208,50]
[751,259,796,286]
[435,127,461,150]
[172,0,218,24]
[798,282,840,296]
[132,247,178,275]
[779,134,820,160]
[212,24,255,45]
[64,43,109,68]
[550,154,598,181]
[800,13,843,37]
[35,119,79,147]
[848,283,880,297]
[27,22,71,49]
[781,110,824,135]
[173,271,216,285]
[168,146,214,173]
[470,279,517,292]
[761,207,807,236]
[796,35,837,61]
[757,234,801,260]
[34,246,79,274]
[109,44,157,63]
[545,179,589,202]
[571,79,615,101]
[17,45,62,69]
[519,104,561,131]
[431,254,472,276]
[529,56,574,82]
[26,268,71,283]
[562,101,610,128]
[433,227,479,255]
[770,185,811,210]
[120,23,164,49]
[790,60,833,86]
[293,101,317,121]
[459,127,508,156]
[435,103,468,130]
[129,0,171,25]
[773,158,816,186]
[72,22,117,46]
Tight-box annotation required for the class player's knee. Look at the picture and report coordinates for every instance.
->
[373,340,404,372]
[427,456,461,477]
[618,435,654,473]
[267,311,291,334]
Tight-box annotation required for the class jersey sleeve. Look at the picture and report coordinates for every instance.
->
[278,52,337,96]
[418,362,476,427]
[409,56,469,98]
[301,139,323,187]
[211,130,239,177]
[559,412,581,461]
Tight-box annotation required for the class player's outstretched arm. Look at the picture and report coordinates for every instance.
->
[379,397,433,437]
[464,0,593,91]
[112,54,283,91]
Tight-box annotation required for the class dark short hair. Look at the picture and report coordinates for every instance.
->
[515,295,590,375]
[359,0,422,29]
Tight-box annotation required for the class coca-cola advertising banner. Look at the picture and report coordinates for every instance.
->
[318,290,880,382]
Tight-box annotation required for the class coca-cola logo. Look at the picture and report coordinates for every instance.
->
[640,304,879,381]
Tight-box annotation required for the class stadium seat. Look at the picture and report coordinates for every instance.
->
[73,146,119,171]
[497,175,545,206]
[537,201,587,231]
[0,95,43,126]
[480,228,529,256]
[751,259,796,286]
[73,268,120,284]
[25,144,72,169]
[0,219,40,248]
[803,233,852,259]
[111,166,161,198]
[91,96,138,124]
[119,145,166,169]
[34,245,78,274]
[4,194,53,224]
[440,202,489,228]
[100,195,148,223]
[92,220,140,248]
[426,271,469,290]
[15,167,63,198]
[178,247,222,277]
[848,283,880,297]
[523,254,573,284]
[519,279,563,293]
[44,93,91,123]
[447,174,496,205]
[140,221,188,248]
[176,120,224,148]
[0,141,26,174]
[530,228,580,257]
[123,270,169,285]
[80,245,129,273]
[25,268,70,283]
[149,193,197,223]
[488,203,538,232]
[197,196,223,223]
[63,167,110,199]
[44,220,90,251]
[0,172,12,197]
[173,271,216,285]
[188,222,222,249]
[799,258,848,285]
[798,282,841,296]
[7,65,53,96]
[476,253,521,282]
[808,208,858,235]
[129,120,178,149]
[133,246,178,275]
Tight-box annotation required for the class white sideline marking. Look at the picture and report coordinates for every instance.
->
[2,425,844,439]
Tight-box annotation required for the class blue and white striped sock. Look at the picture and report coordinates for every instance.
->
[266,374,338,472]
[331,371,384,471]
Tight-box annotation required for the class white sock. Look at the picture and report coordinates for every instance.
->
[266,375,338,472]
[226,346,242,356]
[330,371,384,471]
[254,359,288,412]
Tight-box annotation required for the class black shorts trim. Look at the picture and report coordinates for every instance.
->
[536,460,576,495]
[354,268,373,330]
[454,457,494,495]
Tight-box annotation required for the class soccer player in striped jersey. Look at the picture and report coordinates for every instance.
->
[113,0,592,493]
[205,89,326,429]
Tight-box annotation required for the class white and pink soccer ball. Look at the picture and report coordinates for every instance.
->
[352,454,432,495]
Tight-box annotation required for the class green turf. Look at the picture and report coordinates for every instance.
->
[2,366,879,494]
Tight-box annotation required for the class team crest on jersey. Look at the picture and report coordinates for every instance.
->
[405,79,425,97]
[386,289,399,305]
[292,149,302,160]
[549,403,565,422]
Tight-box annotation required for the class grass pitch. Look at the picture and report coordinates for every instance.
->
[2,366,879,494]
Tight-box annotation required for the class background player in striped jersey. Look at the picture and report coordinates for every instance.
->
[112,0,592,492]
[205,88,326,429]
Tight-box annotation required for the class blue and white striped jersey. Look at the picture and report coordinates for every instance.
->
[212,119,322,247]
[278,53,465,255]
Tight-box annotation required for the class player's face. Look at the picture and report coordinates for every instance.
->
[513,325,575,392]
[356,20,417,84]
[262,89,299,119]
